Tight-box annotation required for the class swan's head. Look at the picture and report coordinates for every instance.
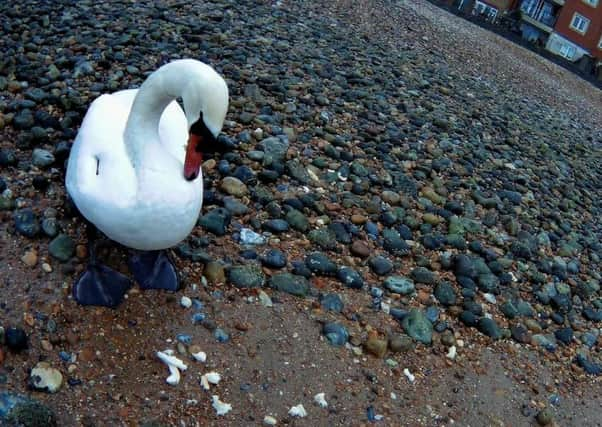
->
[183,67,229,181]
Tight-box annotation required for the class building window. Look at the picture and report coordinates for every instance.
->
[582,0,599,7]
[570,13,590,34]
[559,44,576,59]
[473,1,498,21]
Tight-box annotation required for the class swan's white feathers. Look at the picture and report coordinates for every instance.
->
[65,60,226,251]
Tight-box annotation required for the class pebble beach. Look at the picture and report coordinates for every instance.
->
[0,0,601,425]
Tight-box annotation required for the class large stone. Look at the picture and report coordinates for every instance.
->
[402,309,433,345]
[269,273,309,297]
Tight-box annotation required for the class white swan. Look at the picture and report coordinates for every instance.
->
[65,59,229,307]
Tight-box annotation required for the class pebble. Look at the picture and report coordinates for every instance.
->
[365,337,388,358]
[269,273,309,297]
[402,309,433,345]
[536,407,554,426]
[388,334,414,353]
[0,392,57,425]
[240,228,266,245]
[434,282,456,305]
[48,234,75,262]
[350,241,371,258]
[31,149,55,168]
[323,322,349,346]
[369,255,394,276]
[261,249,287,269]
[384,276,415,295]
[337,266,364,289]
[258,290,273,307]
[29,362,63,393]
[5,327,28,351]
[198,208,231,236]
[263,415,277,425]
[477,317,502,340]
[220,176,248,197]
[320,293,344,312]
[228,264,265,288]
[13,209,40,237]
[21,249,38,267]
[305,252,337,276]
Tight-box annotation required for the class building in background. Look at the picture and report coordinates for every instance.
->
[442,0,602,78]
[516,0,601,62]
[546,0,602,62]
[454,0,519,21]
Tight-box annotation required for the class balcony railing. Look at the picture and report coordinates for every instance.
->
[521,14,555,32]
[520,0,558,28]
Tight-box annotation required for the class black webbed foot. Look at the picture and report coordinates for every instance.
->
[128,250,179,292]
[72,264,133,308]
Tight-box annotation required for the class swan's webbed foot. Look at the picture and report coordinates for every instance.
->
[73,264,133,308]
[128,250,180,292]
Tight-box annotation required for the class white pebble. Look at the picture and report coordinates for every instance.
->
[156,351,188,371]
[212,395,232,416]
[483,293,496,304]
[314,392,328,408]
[380,302,390,314]
[446,345,457,360]
[180,296,192,308]
[201,372,222,390]
[263,415,277,425]
[192,351,207,362]
[166,364,181,385]
[288,404,307,418]
[258,290,273,307]
[403,368,415,383]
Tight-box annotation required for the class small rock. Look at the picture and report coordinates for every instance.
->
[402,309,433,345]
[477,317,502,340]
[365,337,388,358]
[411,267,436,285]
[220,176,248,197]
[48,234,75,262]
[320,293,343,312]
[350,241,371,258]
[388,334,414,353]
[536,407,554,426]
[228,264,265,288]
[29,362,63,393]
[239,228,266,245]
[323,323,348,346]
[261,249,287,269]
[21,249,38,267]
[32,149,55,168]
[369,255,394,276]
[269,273,309,297]
[337,266,364,289]
[13,209,40,237]
[434,282,456,305]
[263,219,289,233]
[198,208,231,236]
[305,252,337,276]
[204,262,226,284]
[1,394,57,427]
[5,327,28,351]
[384,276,415,295]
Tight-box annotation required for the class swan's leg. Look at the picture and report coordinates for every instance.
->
[72,225,133,308]
[128,250,180,292]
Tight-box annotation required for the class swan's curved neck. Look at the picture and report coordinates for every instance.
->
[124,61,199,168]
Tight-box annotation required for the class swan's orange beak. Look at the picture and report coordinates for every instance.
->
[184,133,203,181]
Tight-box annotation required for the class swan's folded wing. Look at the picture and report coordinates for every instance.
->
[65,93,137,212]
